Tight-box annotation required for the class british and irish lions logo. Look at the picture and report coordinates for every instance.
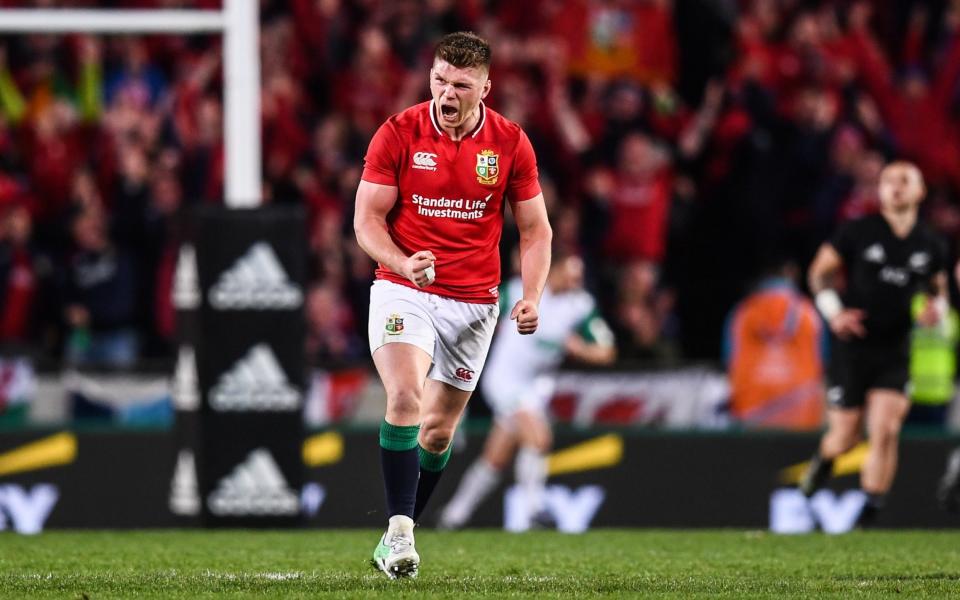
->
[476,150,499,185]
[386,314,404,335]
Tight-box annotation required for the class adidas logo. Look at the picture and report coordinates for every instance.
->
[207,448,299,516]
[172,244,201,310]
[209,344,300,412]
[864,243,886,264]
[172,346,200,411]
[209,242,302,310]
[169,449,200,516]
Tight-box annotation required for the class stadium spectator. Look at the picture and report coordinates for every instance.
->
[837,146,885,224]
[141,165,183,352]
[586,132,673,265]
[105,37,167,109]
[304,280,364,365]
[907,293,959,428]
[62,207,138,368]
[723,260,826,430]
[0,202,36,341]
[612,260,678,361]
[849,2,960,192]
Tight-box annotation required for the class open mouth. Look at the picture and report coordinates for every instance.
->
[440,104,459,122]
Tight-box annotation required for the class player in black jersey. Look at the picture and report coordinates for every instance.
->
[800,161,948,524]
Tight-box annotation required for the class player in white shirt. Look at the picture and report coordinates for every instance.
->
[439,251,616,529]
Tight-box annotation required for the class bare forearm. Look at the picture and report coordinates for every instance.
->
[354,219,408,275]
[518,229,552,303]
[808,267,836,294]
[931,271,948,298]
[927,272,949,317]
[808,243,845,295]
[573,344,616,365]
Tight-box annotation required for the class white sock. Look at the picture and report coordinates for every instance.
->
[440,459,501,528]
[388,514,414,538]
[515,447,548,516]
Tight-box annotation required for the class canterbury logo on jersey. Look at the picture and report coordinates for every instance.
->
[412,152,438,171]
[207,448,299,516]
[210,344,301,412]
[209,242,302,310]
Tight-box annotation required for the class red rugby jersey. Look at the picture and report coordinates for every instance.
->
[361,100,541,303]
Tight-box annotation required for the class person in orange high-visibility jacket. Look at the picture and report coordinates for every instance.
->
[724,262,827,430]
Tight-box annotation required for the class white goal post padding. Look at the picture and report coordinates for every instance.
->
[0,1,260,208]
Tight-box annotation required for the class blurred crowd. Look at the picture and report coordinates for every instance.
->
[0,0,959,369]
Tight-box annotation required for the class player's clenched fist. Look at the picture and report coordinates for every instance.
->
[510,299,539,335]
[829,308,867,340]
[401,250,436,288]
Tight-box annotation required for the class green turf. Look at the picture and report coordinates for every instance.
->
[1,529,959,598]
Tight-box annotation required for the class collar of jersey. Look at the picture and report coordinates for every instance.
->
[430,99,486,139]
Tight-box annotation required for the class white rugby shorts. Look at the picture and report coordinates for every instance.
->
[481,371,556,426]
[368,280,499,391]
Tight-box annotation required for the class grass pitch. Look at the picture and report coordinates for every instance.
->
[1,529,959,598]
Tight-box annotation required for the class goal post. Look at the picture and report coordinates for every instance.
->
[0,0,261,208]
[0,3,310,529]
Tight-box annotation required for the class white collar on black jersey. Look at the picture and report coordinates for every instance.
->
[430,99,487,139]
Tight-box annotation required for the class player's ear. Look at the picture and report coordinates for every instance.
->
[481,77,491,100]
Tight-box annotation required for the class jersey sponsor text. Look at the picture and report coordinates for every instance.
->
[411,193,490,220]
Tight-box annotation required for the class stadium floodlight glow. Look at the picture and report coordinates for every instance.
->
[0,0,261,209]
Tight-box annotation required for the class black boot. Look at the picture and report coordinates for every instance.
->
[937,447,960,512]
[857,492,886,528]
[799,453,834,497]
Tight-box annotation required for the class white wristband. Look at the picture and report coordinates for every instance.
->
[815,289,843,321]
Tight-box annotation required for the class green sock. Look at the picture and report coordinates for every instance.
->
[379,420,420,451]
[418,444,452,472]
[413,444,453,521]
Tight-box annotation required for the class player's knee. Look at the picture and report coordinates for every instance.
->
[528,427,552,453]
[485,454,510,471]
[535,432,552,454]
[385,387,421,420]
[870,419,902,444]
[843,433,862,452]
[515,411,549,448]
[421,426,453,454]
[825,425,855,445]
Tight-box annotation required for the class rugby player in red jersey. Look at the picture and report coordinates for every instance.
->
[354,32,552,579]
